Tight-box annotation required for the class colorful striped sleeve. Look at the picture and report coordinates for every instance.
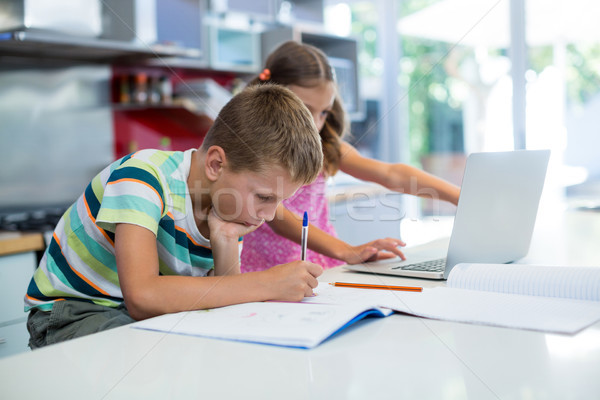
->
[95,158,166,235]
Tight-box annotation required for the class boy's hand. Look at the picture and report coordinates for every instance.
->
[209,207,264,276]
[342,238,406,264]
[260,261,322,302]
[207,207,263,241]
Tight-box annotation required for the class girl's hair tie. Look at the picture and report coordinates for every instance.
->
[259,68,271,81]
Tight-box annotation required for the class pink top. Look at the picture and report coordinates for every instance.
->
[241,174,344,272]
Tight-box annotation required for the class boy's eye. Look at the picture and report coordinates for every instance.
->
[256,194,274,202]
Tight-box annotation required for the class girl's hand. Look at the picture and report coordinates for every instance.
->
[207,207,263,242]
[341,238,406,264]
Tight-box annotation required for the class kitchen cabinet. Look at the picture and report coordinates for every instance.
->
[0,0,361,205]
[110,66,239,158]
[210,0,324,25]
[208,24,261,73]
[112,103,216,158]
[0,250,37,359]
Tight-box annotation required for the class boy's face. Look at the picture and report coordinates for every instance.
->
[211,165,300,226]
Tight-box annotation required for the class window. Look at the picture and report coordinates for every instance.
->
[325,0,600,218]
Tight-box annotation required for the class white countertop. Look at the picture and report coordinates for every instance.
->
[1,206,599,399]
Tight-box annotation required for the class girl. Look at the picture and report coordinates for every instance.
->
[241,41,460,272]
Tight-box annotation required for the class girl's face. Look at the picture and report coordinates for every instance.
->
[287,82,336,132]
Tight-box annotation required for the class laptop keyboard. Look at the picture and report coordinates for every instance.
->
[391,258,446,272]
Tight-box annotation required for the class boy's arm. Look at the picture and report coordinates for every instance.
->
[206,208,255,276]
[339,141,461,206]
[115,223,321,320]
[268,205,406,264]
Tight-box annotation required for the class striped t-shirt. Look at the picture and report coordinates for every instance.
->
[25,149,228,311]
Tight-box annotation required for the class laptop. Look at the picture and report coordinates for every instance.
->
[344,150,551,280]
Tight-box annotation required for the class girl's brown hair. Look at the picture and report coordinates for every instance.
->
[248,41,348,176]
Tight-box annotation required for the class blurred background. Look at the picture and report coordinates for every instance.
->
[1,0,599,358]
[1,0,598,240]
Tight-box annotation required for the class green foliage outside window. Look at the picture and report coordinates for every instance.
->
[345,0,600,165]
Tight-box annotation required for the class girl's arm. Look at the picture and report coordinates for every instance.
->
[264,142,460,265]
[115,223,321,320]
[268,205,406,264]
[338,141,461,206]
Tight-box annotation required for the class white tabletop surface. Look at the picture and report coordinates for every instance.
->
[2,202,600,400]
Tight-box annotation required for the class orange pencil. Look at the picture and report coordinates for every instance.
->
[329,282,422,292]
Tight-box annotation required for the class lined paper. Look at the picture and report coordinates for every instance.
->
[306,279,600,334]
[447,264,600,301]
[383,287,600,334]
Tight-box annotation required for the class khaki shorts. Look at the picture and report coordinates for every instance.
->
[27,300,134,349]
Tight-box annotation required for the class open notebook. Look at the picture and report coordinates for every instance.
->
[134,264,600,349]
[133,301,393,349]
[380,263,600,333]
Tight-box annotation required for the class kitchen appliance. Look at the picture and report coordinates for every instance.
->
[0,0,102,37]
[100,0,157,44]
[0,206,67,245]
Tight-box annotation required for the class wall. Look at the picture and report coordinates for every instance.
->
[0,65,113,210]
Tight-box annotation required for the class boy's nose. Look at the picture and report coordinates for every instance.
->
[256,205,277,222]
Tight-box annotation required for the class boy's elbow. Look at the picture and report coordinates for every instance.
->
[127,307,149,321]
[123,289,156,321]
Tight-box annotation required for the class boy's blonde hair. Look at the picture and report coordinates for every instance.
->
[201,84,323,184]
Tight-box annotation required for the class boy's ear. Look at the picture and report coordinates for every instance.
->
[205,146,227,181]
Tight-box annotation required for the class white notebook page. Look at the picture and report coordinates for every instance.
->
[134,301,391,349]
[383,287,600,334]
[447,263,600,301]
[307,281,600,334]
[306,282,600,334]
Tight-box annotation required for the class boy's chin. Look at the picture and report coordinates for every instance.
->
[242,221,263,227]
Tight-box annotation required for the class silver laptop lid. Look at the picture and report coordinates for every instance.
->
[444,149,550,278]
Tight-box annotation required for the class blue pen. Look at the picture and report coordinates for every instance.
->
[301,211,308,261]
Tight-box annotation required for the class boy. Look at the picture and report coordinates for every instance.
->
[25,84,324,348]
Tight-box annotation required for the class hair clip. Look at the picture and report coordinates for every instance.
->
[259,68,271,81]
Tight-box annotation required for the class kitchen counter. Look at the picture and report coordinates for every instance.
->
[326,182,391,204]
[0,232,42,358]
[326,175,405,245]
[325,172,392,203]
[0,232,45,257]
